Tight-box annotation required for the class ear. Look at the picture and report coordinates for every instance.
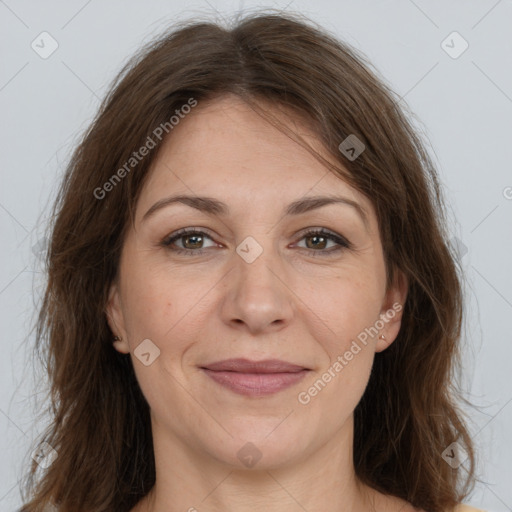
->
[375,268,408,353]
[105,281,130,354]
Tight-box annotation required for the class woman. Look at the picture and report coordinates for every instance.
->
[20,11,484,512]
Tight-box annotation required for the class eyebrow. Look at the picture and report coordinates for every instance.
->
[142,194,368,228]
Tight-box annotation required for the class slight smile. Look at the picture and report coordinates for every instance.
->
[200,358,311,397]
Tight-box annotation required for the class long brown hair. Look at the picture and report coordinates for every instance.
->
[21,11,476,512]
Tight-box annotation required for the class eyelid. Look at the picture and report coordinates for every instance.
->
[161,226,352,256]
[161,227,219,249]
[291,227,352,254]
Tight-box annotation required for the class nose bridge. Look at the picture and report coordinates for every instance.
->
[220,233,294,334]
[236,236,279,291]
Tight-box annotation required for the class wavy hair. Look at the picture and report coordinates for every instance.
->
[21,11,476,512]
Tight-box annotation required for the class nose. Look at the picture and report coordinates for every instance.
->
[219,244,294,335]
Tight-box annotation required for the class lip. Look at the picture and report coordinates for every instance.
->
[201,358,310,397]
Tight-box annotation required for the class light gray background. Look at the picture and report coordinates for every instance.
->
[1,0,511,510]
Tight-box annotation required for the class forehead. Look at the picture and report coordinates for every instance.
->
[136,95,373,223]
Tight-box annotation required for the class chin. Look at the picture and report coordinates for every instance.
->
[203,420,311,471]
[214,442,301,472]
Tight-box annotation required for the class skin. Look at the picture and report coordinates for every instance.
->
[107,95,415,512]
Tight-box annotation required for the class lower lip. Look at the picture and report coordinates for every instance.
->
[202,369,309,396]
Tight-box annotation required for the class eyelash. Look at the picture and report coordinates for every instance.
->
[161,227,352,257]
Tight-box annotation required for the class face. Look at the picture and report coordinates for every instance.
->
[107,95,407,470]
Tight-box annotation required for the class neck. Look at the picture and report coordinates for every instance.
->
[137,414,377,512]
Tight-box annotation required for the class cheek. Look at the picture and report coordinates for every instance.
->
[120,256,206,343]
[303,270,383,347]
[118,265,203,407]
[296,275,380,423]
[295,268,382,409]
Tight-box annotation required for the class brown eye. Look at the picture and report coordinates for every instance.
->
[304,234,329,250]
[181,234,204,249]
[296,229,350,255]
[161,229,217,254]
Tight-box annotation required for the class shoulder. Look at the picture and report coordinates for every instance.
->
[452,504,488,512]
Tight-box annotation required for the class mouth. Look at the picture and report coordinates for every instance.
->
[200,358,311,397]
